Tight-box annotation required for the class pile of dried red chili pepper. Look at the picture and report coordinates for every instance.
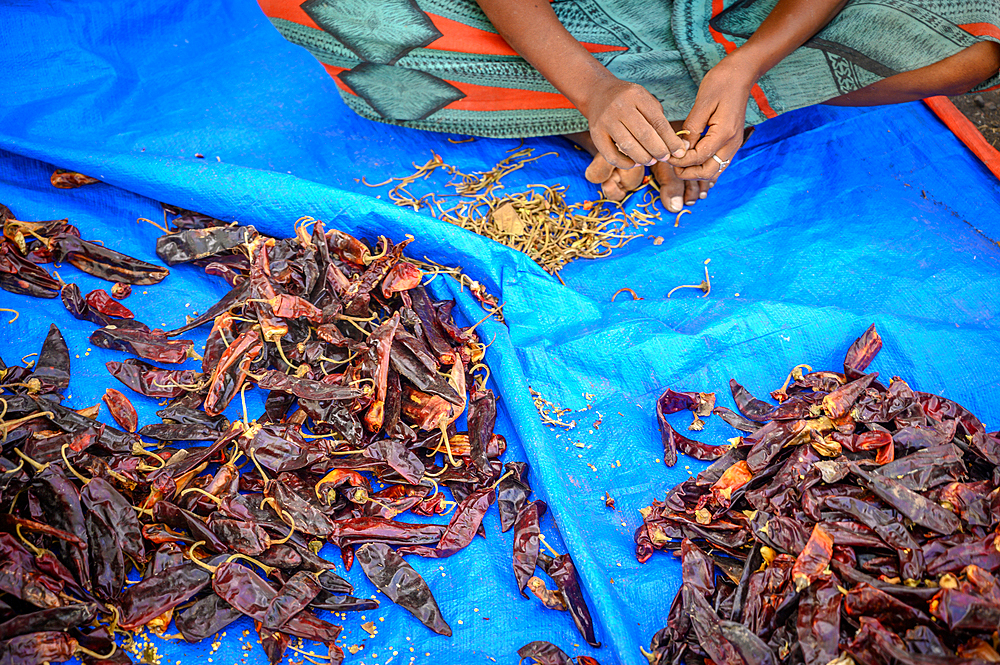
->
[636,325,1000,664]
[0,200,599,664]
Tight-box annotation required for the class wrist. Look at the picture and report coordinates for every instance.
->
[566,62,619,118]
[718,46,771,86]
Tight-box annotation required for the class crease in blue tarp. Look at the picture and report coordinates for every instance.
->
[1,2,1000,665]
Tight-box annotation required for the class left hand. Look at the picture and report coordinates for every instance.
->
[668,57,756,180]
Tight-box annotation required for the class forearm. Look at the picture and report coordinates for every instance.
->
[474,0,612,115]
[729,0,849,81]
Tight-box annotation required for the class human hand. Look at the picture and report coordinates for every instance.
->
[669,59,754,180]
[583,78,688,171]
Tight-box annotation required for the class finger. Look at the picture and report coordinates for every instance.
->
[626,98,680,161]
[609,124,655,167]
[591,130,637,170]
[698,180,710,200]
[677,97,717,153]
[674,136,740,180]
[670,123,732,168]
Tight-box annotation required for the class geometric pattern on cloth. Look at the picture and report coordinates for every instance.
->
[300,0,442,64]
[338,62,466,120]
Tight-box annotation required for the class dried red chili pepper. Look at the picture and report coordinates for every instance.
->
[101,388,137,432]
[517,641,573,665]
[539,553,600,648]
[204,327,262,416]
[118,561,215,630]
[512,500,547,597]
[50,231,169,284]
[90,326,196,364]
[84,289,134,319]
[356,542,451,636]
[175,593,244,642]
[50,169,100,188]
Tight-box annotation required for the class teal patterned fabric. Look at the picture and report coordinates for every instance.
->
[300,0,442,64]
[339,62,466,120]
[269,0,1000,135]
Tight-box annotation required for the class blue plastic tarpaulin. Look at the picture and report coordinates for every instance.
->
[2,2,1000,665]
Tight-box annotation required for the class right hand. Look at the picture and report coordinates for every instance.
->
[583,78,688,170]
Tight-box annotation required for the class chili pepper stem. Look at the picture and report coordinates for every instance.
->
[187,541,218,573]
[225,552,278,577]
[0,308,19,324]
[131,504,154,518]
[422,464,450,478]
[60,444,91,484]
[137,217,171,234]
[15,523,44,557]
[2,459,23,475]
[132,442,167,468]
[362,237,389,265]
[437,423,461,468]
[490,469,514,490]
[778,363,814,394]
[239,381,253,426]
[76,642,118,660]
[674,209,691,227]
[538,534,560,557]
[13,447,50,472]
[248,448,271,484]
[179,487,223,506]
[270,509,296,546]
[439,500,458,516]
[611,287,643,303]
[469,362,491,391]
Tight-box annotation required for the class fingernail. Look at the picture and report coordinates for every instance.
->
[669,196,683,211]
[683,139,690,150]
[672,149,685,158]
[685,200,696,206]
[699,192,707,199]
[708,182,715,189]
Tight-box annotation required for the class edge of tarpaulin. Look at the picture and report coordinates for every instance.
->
[924,95,1000,180]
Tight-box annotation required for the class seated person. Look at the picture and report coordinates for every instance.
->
[261,0,1000,212]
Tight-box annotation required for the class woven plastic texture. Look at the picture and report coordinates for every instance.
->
[1,2,999,665]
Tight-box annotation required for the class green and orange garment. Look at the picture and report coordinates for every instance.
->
[259,0,1000,138]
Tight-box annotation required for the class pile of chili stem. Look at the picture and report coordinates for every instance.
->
[0,195,599,664]
[637,325,1000,665]
[366,147,662,277]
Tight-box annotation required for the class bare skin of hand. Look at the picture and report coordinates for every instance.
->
[668,0,851,179]
[474,0,699,211]
[567,131,710,211]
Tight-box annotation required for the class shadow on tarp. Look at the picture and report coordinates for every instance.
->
[1,1,1000,664]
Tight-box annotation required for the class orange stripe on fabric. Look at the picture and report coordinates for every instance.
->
[707,0,777,119]
[425,13,627,56]
[960,22,1000,41]
[323,63,576,111]
[322,64,356,95]
[258,0,321,31]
